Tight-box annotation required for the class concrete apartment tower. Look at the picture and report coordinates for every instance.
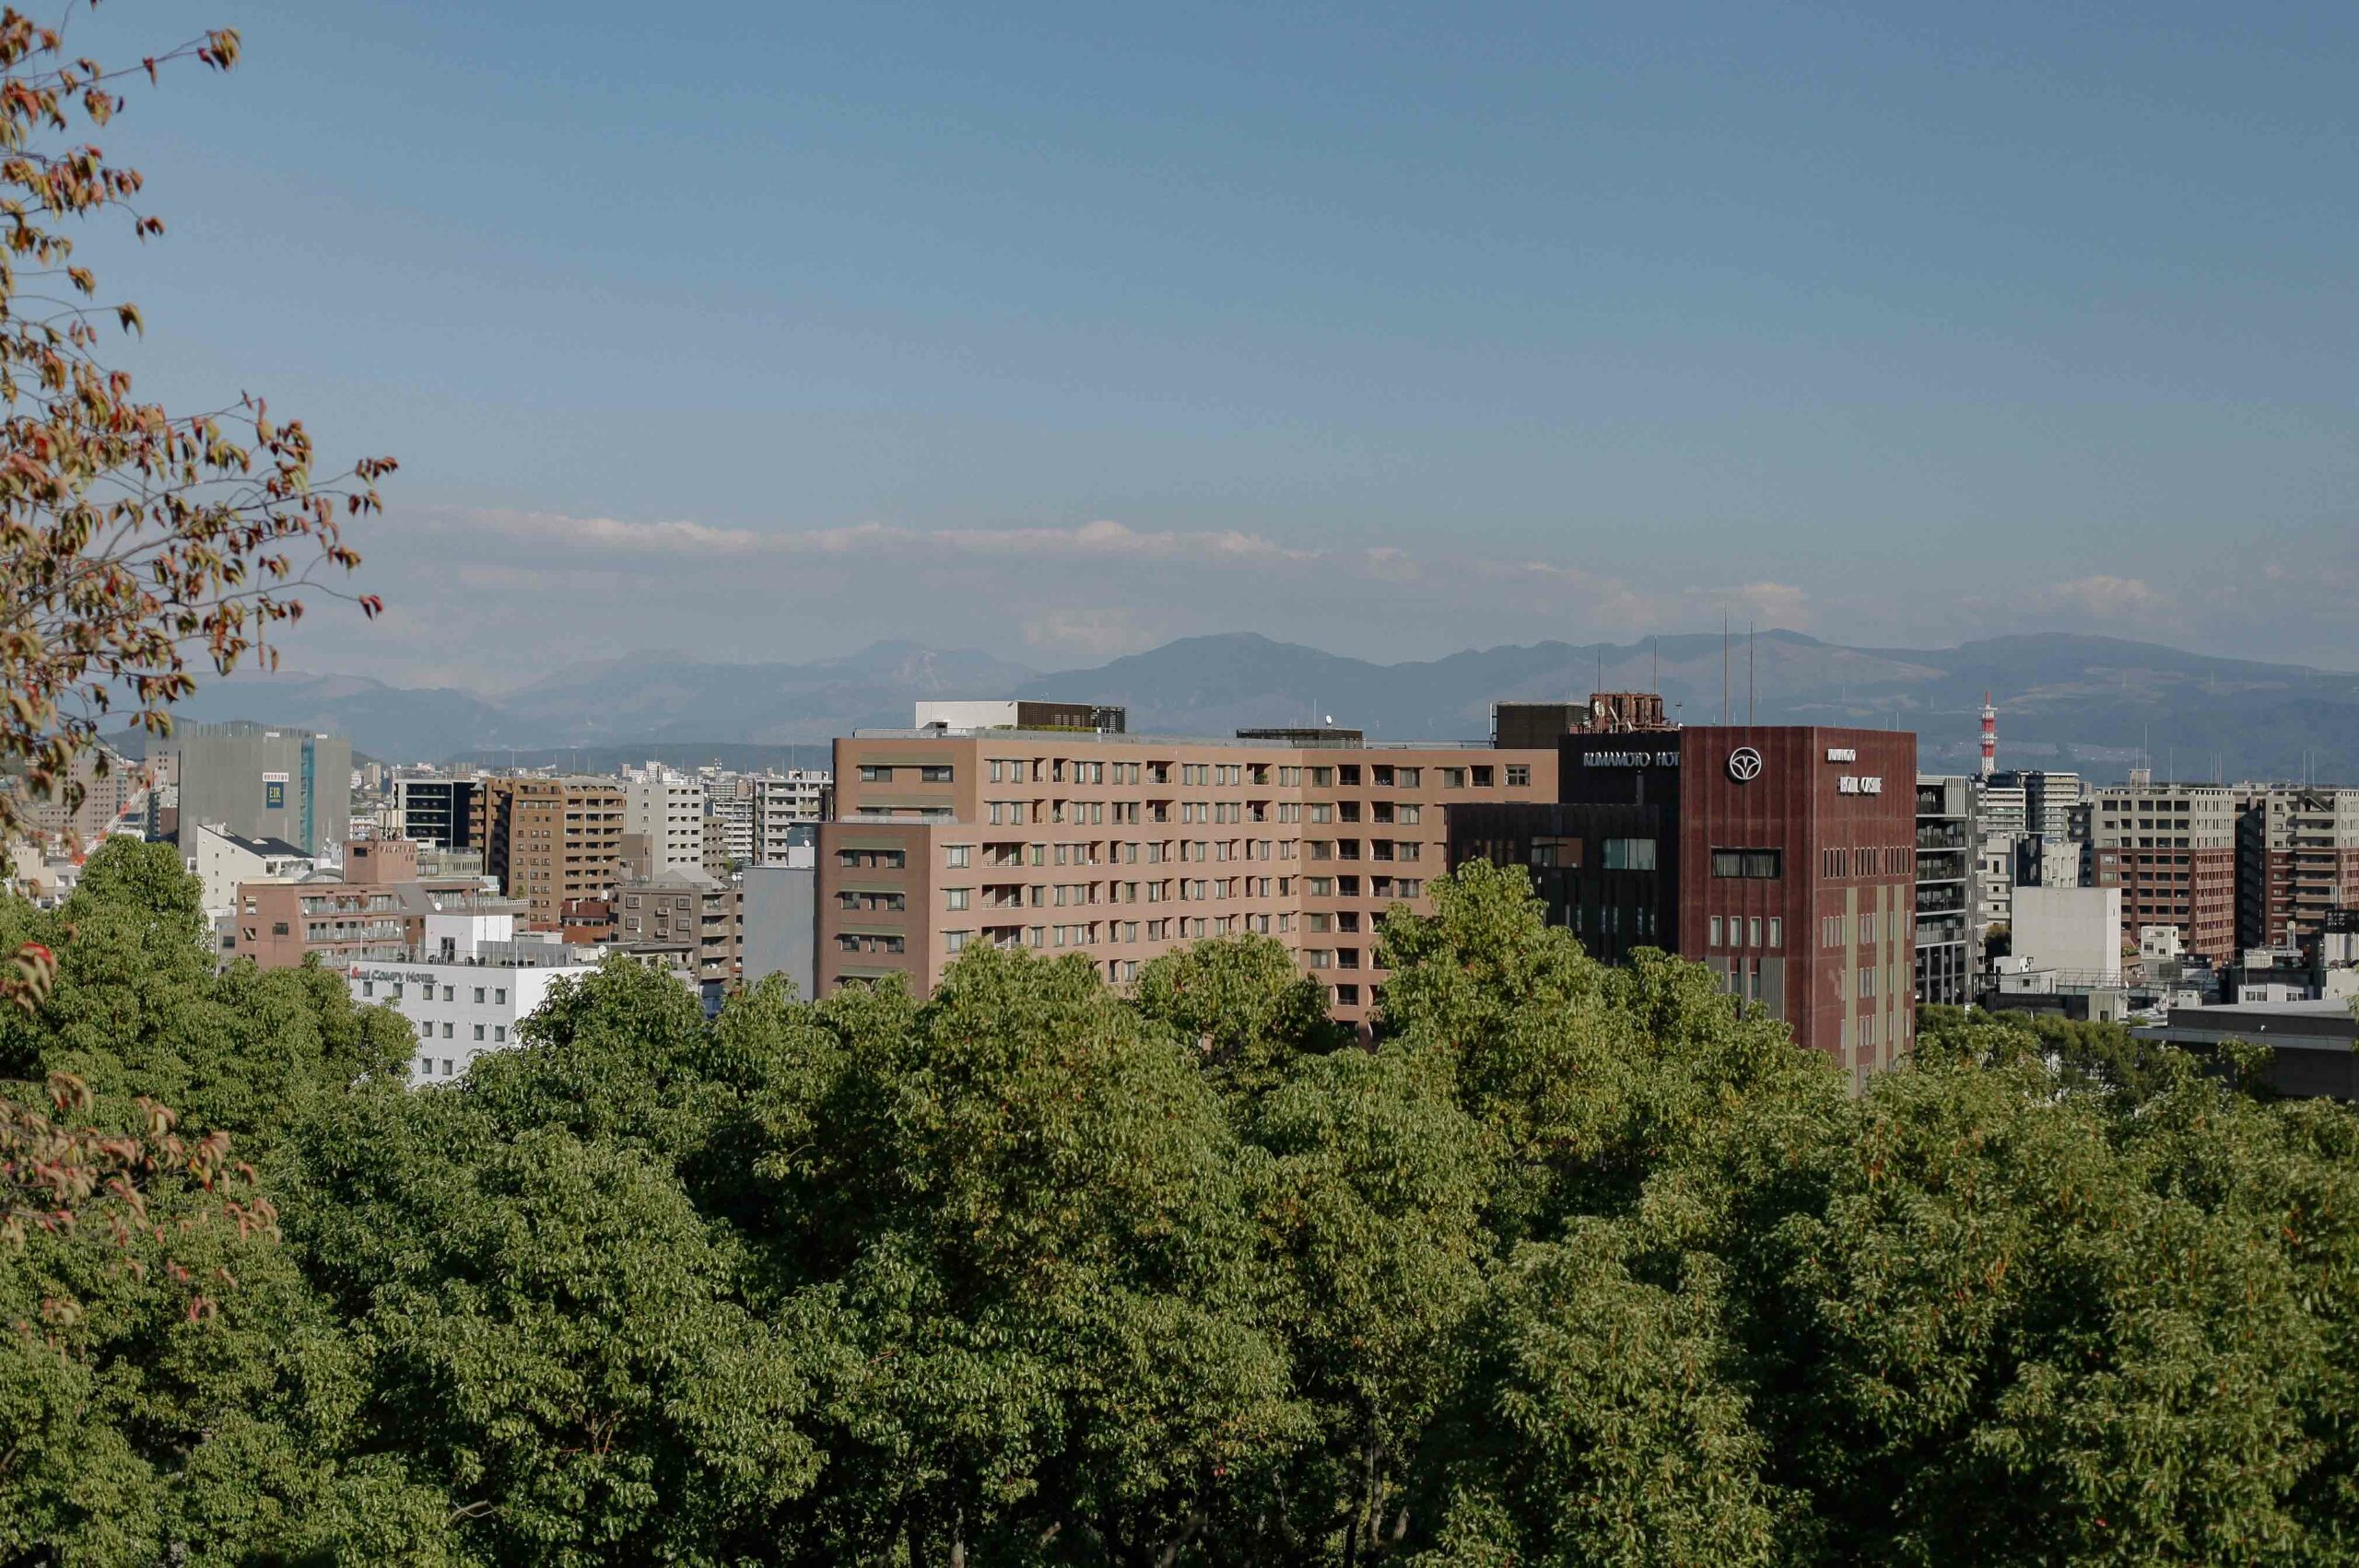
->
[623,770,706,872]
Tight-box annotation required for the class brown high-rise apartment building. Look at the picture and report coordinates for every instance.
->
[9,742,145,847]
[474,777,628,930]
[2236,787,2359,949]
[816,715,1556,1030]
[2090,778,2236,962]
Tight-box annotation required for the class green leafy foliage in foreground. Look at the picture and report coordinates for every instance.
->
[5,841,2357,1564]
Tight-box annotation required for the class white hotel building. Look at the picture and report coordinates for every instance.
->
[346,901,600,1085]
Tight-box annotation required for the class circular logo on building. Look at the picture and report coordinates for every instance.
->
[1727,746,1764,782]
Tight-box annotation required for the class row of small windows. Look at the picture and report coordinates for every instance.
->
[1567,902,1659,940]
[1816,912,1910,947]
[858,765,956,783]
[415,1020,508,1043]
[1817,847,1913,878]
[1708,916,1782,949]
[361,979,509,1005]
[964,758,1533,790]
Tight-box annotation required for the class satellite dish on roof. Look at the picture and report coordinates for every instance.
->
[1324,715,1333,725]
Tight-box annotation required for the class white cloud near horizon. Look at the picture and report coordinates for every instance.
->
[452,510,1312,563]
[273,503,2359,691]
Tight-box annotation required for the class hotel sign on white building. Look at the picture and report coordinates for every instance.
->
[354,962,608,1084]
[342,904,597,1086]
[350,958,596,1085]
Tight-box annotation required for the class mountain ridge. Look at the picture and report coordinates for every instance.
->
[152,631,2359,782]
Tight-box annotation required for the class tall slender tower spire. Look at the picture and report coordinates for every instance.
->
[1978,691,1997,778]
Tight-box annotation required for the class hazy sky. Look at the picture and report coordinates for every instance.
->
[84,1,2359,687]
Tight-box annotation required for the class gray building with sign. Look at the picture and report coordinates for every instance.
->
[169,721,350,856]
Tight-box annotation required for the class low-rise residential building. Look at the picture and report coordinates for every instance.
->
[615,869,742,1004]
[234,838,509,969]
[184,823,315,919]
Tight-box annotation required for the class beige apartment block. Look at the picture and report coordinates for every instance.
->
[817,726,1556,1029]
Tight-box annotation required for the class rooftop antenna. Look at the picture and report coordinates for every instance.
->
[1651,636,1659,694]
[1748,620,1755,724]
[1722,613,1731,725]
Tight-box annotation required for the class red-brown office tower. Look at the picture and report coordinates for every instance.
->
[1449,723,1918,1081]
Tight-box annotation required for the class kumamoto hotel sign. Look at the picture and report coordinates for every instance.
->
[1726,746,1764,782]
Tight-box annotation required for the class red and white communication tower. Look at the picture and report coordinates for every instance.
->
[1978,691,1997,778]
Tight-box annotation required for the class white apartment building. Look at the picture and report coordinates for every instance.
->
[754,771,828,863]
[624,770,706,872]
[1974,778,2027,838]
[183,822,315,919]
[1976,832,2016,933]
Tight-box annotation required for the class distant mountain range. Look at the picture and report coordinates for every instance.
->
[132,630,2359,784]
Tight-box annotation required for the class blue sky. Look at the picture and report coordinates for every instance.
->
[77,0,2359,685]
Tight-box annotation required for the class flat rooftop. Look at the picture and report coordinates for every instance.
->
[849,727,1509,751]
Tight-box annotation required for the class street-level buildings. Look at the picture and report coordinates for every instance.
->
[1449,725,1919,1080]
[2090,777,2236,962]
[234,837,509,969]
[816,714,1556,1032]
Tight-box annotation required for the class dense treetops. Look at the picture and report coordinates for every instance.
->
[4,842,2356,1564]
